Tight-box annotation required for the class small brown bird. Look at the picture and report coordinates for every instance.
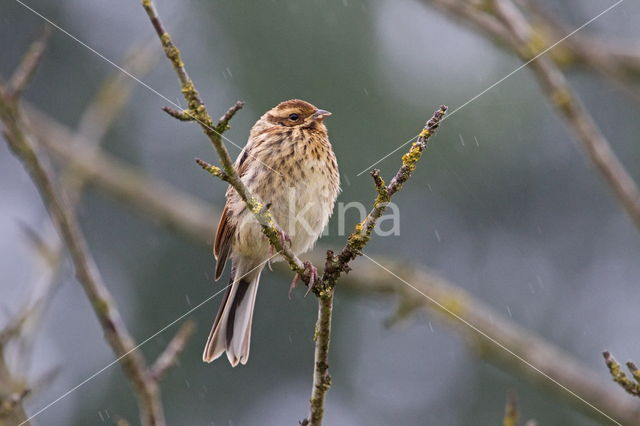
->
[203,99,340,366]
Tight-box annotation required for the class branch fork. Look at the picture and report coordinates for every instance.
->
[141,2,448,425]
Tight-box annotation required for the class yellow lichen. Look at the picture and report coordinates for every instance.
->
[551,88,572,112]
[418,128,431,139]
[435,293,467,318]
[401,143,423,173]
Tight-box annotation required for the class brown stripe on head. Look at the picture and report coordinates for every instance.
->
[263,99,319,127]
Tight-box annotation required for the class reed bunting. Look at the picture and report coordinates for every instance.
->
[203,99,340,366]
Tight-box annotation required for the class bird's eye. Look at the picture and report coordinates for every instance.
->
[288,113,299,121]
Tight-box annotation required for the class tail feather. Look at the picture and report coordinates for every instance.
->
[203,261,263,366]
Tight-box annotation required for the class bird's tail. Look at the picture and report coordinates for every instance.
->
[203,259,264,366]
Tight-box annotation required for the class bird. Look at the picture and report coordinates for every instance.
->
[203,99,340,366]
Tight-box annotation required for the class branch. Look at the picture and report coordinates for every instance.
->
[0,328,30,425]
[161,106,194,121]
[503,391,519,426]
[0,282,60,426]
[0,46,168,426]
[7,25,52,98]
[429,0,640,231]
[488,0,640,230]
[26,105,640,424]
[302,276,333,426]
[427,0,640,100]
[151,320,196,381]
[26,104,217,243]
[603,351,640,398]
[341,255,640,425]
[302,105,448,426]
[216,100,245,131]
[317,105,448,296]
[141,0,309,279]
[518,0,640,97]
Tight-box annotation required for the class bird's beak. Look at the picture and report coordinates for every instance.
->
[313,109,332,121]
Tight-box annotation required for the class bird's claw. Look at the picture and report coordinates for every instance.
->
[278,229,292,249]
[289,261,319,299]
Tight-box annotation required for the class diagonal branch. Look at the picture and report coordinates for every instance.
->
[603,351,640,398]
[317,105,448,296]
[1,35,189,426]
[141,0,309,280]
[0,88,164,425]
[427,0,640,100]
[302,105,448,426]
[150,320,196,381]
[487,0,640,231]
[26,103,218,243]
[7,25,52,98]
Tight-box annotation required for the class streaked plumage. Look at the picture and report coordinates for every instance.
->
[203,99,340,366]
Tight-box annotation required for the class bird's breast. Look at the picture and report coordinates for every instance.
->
[242,133,339,255]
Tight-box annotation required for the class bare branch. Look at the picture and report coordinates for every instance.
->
[26,104,217,243]
[161,106,194,121]
[503,391,518,426]
[0,70,165,426]
[486,0,640,231]
[301,291,333,426]
[7,25,52,98]
[216,100,245,131]
[151,321,196,382]
[427,0,640,100]
[343,256,640,425]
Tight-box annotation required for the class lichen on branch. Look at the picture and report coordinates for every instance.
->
[142,0,309,280]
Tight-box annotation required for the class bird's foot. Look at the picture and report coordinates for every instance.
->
[289,261,318,299]
[269,229,292,271]
[278,229,292,250]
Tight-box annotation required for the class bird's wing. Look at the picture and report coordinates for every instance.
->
[213,147,251,281]
[214,204,234,280]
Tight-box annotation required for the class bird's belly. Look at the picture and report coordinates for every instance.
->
[234,169,335,260]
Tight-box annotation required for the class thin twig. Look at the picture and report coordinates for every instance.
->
[603,351,640,398]
[8,25,52,98]
[195,158,229,181]
[151,320,196,381]
[503,391,519,426]
[161,106,194,121]
[0,331,30,425]
[216,100,245,130]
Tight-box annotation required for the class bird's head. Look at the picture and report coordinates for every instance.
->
[259,99,331,131]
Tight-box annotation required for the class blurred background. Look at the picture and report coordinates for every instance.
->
[2,0,640,424]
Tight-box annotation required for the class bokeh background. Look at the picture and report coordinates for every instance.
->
[2,0,640,425]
